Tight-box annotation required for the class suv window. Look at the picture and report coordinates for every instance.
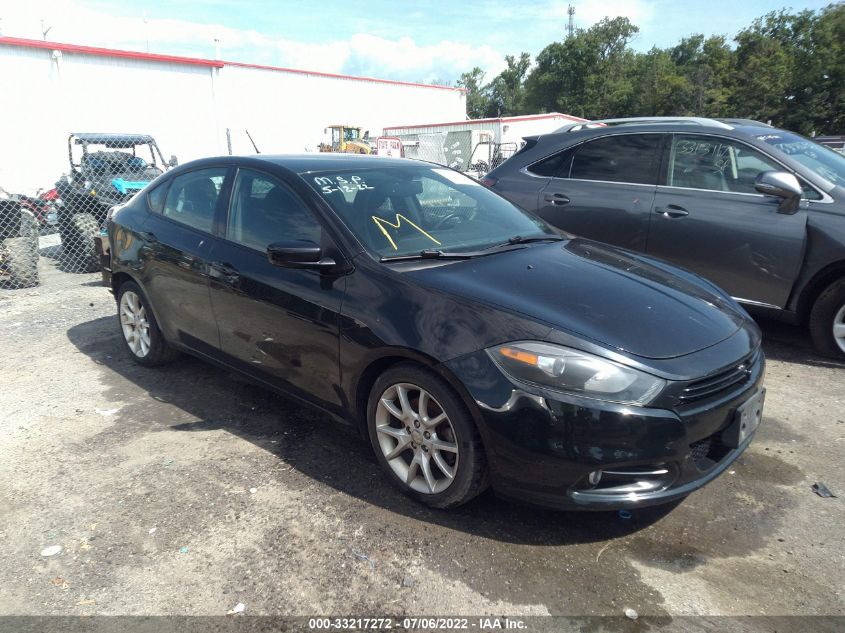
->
[162,168,226,233]
[228,169,321,251]
[527,147,577,178]
[667,135,821,199]
[569,134,662,185]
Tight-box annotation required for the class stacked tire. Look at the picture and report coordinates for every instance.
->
[0,202,39,289]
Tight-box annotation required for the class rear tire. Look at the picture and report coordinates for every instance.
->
[116,281,179,366]
[60,212,99,273]
[809,277,845,359]
[366,363,488,509]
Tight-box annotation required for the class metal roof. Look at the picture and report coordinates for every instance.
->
[71,133,156,145]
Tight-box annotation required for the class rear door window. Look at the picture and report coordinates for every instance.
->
[161,168,226,233]
[569,134,662,185]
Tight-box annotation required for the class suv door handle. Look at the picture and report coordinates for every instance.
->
[544,193,570,206]
[654,205,689,218]
[208,261,240,284]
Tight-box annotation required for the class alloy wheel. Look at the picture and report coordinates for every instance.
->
[120,290,151,358]
[375,382,459,494]
[834,304,845,354]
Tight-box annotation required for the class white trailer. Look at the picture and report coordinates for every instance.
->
[382,113,588,175]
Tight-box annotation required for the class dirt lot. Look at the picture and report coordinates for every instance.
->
[1,265,843,628]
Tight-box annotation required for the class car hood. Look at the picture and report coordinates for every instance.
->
[406,239,748,360]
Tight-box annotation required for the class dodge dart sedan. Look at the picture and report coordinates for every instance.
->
[104,154,765,510]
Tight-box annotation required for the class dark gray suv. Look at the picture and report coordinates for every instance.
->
[484,117,845,359]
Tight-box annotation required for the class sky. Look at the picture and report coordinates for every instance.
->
[0,0,835,84]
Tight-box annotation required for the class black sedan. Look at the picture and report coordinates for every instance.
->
[104,154,765,510]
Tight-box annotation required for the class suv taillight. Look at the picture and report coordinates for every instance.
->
[480,176,498,188]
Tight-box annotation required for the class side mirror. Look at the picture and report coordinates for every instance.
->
[755,171,802,214]
[267,240,336,271]
[168,155,179,167]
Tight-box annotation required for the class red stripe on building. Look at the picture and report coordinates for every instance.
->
[0,36,224,68]
[0,36,466,92]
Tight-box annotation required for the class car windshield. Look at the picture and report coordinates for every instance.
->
[758,131,845,187]
[302,163,554,258]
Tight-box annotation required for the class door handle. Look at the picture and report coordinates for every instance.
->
[654,205,689,218]
[543,193,570,206]
[208,261,240,284]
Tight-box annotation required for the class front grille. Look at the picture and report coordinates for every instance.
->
[679,351,757,404]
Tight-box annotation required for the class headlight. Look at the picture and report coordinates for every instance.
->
[487,341,665,406]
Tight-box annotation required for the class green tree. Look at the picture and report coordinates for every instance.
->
[484,53,531,116]
[459,4,845,134]
[524,17,639,118]
[455,67,489,118]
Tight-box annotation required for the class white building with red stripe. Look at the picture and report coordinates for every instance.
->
[0,37,467,192]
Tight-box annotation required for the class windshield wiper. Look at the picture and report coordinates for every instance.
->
[379,235,565,262]
[380,249,480,262]
[480,234,565,251]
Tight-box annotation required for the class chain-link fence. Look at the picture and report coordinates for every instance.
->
[0,198,41,290]
[396,132,520,178]
[0,134,176,294]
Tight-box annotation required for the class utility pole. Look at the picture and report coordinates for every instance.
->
[567,4,575,38]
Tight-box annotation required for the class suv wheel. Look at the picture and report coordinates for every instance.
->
[366,363,488,509]
[117,281,179,366]
[809,277,845,359]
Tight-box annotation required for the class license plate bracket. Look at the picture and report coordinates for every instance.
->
[722,388,765,448]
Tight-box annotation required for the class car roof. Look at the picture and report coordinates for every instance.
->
[243,154,428,172]
[531,117,789,146]
[71,133,156,145]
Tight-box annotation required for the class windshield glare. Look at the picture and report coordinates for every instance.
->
[303,164,553,258]
[758,131,845,186]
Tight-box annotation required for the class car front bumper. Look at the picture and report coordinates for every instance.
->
[444,344,765,511]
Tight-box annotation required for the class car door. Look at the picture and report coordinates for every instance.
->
[534,133,663,251]
[207,167,347,412]
[646,134,809,309]
[140,166,229,355]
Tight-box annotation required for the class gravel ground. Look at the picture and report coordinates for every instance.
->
[0,260,843,627]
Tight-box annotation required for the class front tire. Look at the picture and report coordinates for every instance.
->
[117,281,179,366]
[366,363,488,509]
[809,277,845,359]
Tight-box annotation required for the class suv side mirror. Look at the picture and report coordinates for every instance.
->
[267,240,336,271]
[755,171,802,214]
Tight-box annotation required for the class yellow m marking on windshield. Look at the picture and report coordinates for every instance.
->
[371,214,441,251]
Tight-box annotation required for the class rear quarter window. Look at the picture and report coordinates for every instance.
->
[147,181,168,213]
[528,147,576,178]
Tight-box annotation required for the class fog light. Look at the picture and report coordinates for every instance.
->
[588,470,602,486]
